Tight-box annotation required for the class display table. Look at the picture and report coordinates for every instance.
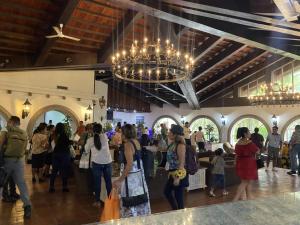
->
[205,142,223,151]
[88,192,300,225]
[186,168,207,191]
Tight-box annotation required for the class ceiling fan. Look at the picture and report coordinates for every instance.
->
[46,24,80,41]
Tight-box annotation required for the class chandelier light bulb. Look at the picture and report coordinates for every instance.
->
[117,65,120,69]
[185,54,189,59]
[157,38,160,42]
[156,69,160,75]
[166,39,170,45]
[122,50,126,56]
[116,52,120,58]
[144,37,148,43]
[176,51,180,57]
[156,48,160,53]
[134,40,138,45]
[148,69,151,75]
[139,69,143,74]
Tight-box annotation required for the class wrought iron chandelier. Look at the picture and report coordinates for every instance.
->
[111,38,194,83]
[248,82,300,106]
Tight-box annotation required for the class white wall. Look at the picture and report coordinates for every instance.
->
[114,103,300,142]
[0,70,107,132]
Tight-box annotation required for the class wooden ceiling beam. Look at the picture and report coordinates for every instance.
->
[192,43,246,82]
[199,56,289,103]
[132,84,180,108]
[64,25,110,38]
[196,50,268,95]
[76,7,121,22]
[0,46,35,54]
[158,84,186,99]
[84,0,124,11]
[34,0,80,66]
[193,37,222,62]
[113,0,300,60]
[192,42,244,81]
[98,11,143,63]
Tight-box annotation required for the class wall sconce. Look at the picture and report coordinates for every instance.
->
[84,105,93,121]
[22,98,31,119]
[221,115,226,126]
[99,96,106,109]
[272,114,278,126]
[181,115,185,124]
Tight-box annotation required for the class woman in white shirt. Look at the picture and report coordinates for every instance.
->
[85,123,112,207]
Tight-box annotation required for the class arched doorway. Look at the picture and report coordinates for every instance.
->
[229,115,270,145]
[283,116,300,141]
[190,116,220,143]
[27,105,80,136]
[0,105,11,130]
[152,116,179,135]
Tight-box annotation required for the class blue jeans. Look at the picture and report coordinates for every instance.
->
[212,174,225,189]
[92,162,112,202]
[291,144,300,172]
[4,158,31,206]
[50,153,70,189]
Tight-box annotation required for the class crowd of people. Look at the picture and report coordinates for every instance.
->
[1,116,300,221]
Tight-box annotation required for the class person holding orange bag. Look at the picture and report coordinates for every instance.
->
[100,188,120,222]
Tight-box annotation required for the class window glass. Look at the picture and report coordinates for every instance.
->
[230,117,268,145]
[190,118,219,143]
[240,85,248,97]
[282,63,293,89]
[284,118,300,141]
[272,68,282,84]
[294,62,300,92]
[153,117,177,135]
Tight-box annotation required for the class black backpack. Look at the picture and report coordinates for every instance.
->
[176,144,198,175]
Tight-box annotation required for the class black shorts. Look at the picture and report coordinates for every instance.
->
[45,152,53,165]
[32,152,46,169]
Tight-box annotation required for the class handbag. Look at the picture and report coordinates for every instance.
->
[100,189,120,222]
[256,154,264,169]
[121,141,148,207]
[79,153,89,169]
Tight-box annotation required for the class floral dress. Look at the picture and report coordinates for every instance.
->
[120,147,151,218]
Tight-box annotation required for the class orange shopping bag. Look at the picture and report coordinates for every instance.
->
[100,189,120,223]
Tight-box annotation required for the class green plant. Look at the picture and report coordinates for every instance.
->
[205,124,214,142]
[103,122,113,133]
[63,115,72,138]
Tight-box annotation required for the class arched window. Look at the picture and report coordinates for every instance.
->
[283,117,300,141]
[0,113,6,130]
[152,116,178,135]
[230,117,268,145]
[190,117,220,143]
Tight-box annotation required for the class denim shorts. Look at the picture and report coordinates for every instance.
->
[212,174,225,188]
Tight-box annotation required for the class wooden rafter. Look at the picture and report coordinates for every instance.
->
[193,37,222,62]
[192,43,245,82]
[196,50,267,95]
[34,0,80,66]
[97,11,143,63]
[199,56,289,103]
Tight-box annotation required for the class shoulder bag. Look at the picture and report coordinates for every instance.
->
[121,140,148,207]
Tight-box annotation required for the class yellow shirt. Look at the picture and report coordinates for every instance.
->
[281,145,289,157]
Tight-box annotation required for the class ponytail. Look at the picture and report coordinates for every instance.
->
[94,133,102,150]
[93,123,103,151]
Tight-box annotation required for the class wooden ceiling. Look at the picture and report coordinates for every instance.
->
[0,0,299,109]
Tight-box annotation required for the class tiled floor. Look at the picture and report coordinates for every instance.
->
[1,165,300,225]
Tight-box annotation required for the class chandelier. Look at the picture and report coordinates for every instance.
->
[111,38,194,83]
[248,82,300,106]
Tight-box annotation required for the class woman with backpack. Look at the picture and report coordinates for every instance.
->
[164,125,188,210]
[84,123,112,207]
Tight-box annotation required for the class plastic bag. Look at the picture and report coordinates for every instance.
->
[100,189,120,223]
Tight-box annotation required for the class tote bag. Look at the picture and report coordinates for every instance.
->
[100,189,120,222]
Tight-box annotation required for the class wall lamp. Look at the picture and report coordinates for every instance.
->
[22,99,31,119]
[84,105,93,121]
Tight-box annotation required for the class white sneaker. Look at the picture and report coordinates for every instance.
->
[209,190,216,197]
[222,191,229,196]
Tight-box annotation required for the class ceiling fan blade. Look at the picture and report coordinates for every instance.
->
[63,35,80,41]
[46,35,59,38]
[53,26,60,34]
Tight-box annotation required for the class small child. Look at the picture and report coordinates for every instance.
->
[209,148,228,197]
[280,141,290,169]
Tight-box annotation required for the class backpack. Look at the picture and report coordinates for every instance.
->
[4,126,27,158]
[176,144,198,175]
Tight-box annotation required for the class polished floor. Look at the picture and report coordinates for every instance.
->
[1,165,300,225]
